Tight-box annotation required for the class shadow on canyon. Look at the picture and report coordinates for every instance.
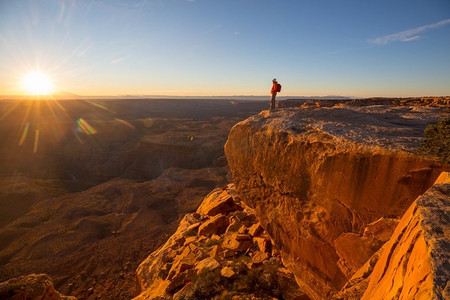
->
[0,98,267,299]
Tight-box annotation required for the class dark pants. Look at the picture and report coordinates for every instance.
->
[270,93,277,109]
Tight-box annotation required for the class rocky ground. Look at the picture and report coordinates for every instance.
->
[0,274,75,300]
[135,184,308,299]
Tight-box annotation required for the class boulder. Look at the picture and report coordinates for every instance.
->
[195,257,220,274]
[251,251,269,264]
[222,233,252,252]
[196,189,238,216]
[248,223,263,237]
[237,225,248,234]
[168,259,194,280]
[209,245,222,259]
[166,269,195,294]
[253,237,272,254]
[183,236,197,246]
[220,267,237,278]
[225,218,243,235]
[0,274,76,300]
[211,234,221,241]
[197,214,230,236]
[222,249,238,258]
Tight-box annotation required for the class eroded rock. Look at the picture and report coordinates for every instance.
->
[135,185,304,299]
[361,180,450,299]
[197,214,229,236]
[225,106,448,299]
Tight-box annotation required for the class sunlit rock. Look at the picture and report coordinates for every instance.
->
[225,105,448,299]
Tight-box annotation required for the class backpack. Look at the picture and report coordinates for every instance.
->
[276,83,282,92]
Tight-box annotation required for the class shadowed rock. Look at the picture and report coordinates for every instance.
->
[0,274,76,300]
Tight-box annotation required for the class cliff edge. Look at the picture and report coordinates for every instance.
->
[224,105,448,299]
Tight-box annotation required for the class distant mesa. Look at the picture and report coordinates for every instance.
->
[52,91,81,99]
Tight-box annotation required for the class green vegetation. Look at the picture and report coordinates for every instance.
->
[176,261,283,300]
[184,228,198,237]
[203,237,222,247]
[418,117,450,164]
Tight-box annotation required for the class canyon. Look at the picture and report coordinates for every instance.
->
[1,98,449,299]
[0,98,267,299]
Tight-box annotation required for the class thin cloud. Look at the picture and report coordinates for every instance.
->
[111,55,132,64]
[369,18,450,45]
[401,35,423,42]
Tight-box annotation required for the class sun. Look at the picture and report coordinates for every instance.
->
[21,71,54,95]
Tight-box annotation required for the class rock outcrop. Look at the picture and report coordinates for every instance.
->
[225,105,448,299]
[135,184,307,299]
[0,273,76,300]
[361,174,450,299]
[335,173,450,299]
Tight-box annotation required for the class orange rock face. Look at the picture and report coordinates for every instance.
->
[225,106,448,299]
[361,179,450,299]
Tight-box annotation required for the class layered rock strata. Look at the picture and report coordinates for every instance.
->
[361,174,450,299]
[336,173,450,299]
[224,105,448,299]
[135,184,307,299]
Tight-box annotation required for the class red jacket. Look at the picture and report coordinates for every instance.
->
[271,82,278,94]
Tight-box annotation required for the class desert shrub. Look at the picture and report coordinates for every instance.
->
[177,261,283,299]
[177,268,227,299]
[157,265,169,280]
[203,238,222,247]
[418,117,450,164]
[184,228,197,237]
[232,263,281,297]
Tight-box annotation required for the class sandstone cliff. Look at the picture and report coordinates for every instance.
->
[224,105,448,299]
[361,174,449,299]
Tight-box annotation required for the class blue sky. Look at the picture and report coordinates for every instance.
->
[0,0,449,97]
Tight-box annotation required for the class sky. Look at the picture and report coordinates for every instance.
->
[0,0,449,97]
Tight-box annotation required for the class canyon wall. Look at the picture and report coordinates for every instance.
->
[224,105,448,299]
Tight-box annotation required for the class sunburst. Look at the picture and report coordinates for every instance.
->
[21,71,54,95]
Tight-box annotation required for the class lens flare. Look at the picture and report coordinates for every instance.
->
[77,118,97,135]
[21,71,54,95]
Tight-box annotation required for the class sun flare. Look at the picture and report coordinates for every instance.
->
[21,71,54,95]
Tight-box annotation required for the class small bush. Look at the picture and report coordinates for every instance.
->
[177,268,226,299]
[184,228,198,237]
[203,238,222,247]
[418,117,450,164]
[177,261,283,299]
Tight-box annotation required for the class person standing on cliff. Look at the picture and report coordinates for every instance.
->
[270,78,281,110]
